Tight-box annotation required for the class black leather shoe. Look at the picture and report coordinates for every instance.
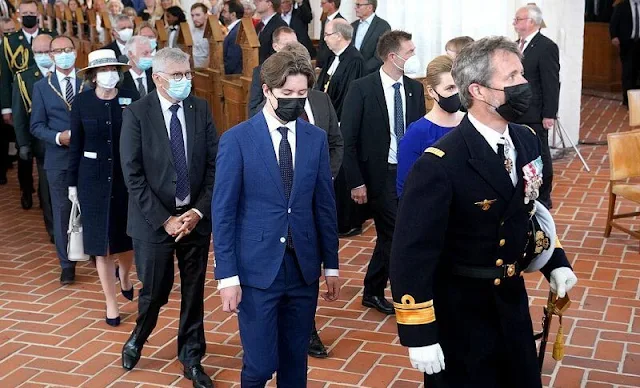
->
[308,329,328,358]
[362,295,395,315]
[184,364,214,388]
[122,332,143,370]
[60,267,75,285]
[338,227,362,238]
[21,191,32,210]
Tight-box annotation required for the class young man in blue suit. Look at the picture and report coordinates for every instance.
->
[213,50,341,387]
[30,35,86,285]
[221,0,244,75]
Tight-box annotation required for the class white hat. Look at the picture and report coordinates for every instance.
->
[78,49,130,74]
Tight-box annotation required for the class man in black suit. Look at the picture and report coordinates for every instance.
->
[122,35,156,98]
[248,26,298,116]
[341,30,426,315]
[221,0,244,75]
[351,0,390,74]
[586,0,614,22]
[513,4,559,209]
[316,0,344,70]
[280,0,316,58]
[119,48,218,388]
[610,0,640,106]
[254,0,288,63]
[103,14,134,59]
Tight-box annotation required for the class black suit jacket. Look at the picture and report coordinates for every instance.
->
[119,91,218,243]
[248,64,264,117]
[121,68,155,99]
[258,13,288,64]
[351,15,391,74]
[516,32,560,124]
[292,0,312,25]
[102,40,123,58]
[316,45,365,118]
[316,12,345,70]
[288,13,316,58]
[610,0,639,50]
[341,71,426,196]
[585,0,614,22]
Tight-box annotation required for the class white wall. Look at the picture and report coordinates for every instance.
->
[307,0,585,144]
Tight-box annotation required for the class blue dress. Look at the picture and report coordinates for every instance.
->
[397,117,454,197]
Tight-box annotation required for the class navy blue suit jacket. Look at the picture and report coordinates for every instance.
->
[30,71,86,170]
[212,112,339,290]
[223,23,242,75]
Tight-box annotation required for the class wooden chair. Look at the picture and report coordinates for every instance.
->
[628,90,640,127]
[604,129,640,242]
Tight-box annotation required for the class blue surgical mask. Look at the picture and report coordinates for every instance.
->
[54,52,76,70]
[149,38,157,51]
[34,53,54,69]
[137,56,153,71]
[162,77,191,101]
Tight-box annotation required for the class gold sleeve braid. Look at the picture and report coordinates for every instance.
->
[393,295,436,325]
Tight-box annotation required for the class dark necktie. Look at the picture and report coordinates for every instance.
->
[392,82,404,144]
[278,126,294,249]
[64,76,74,105]
[635,2,640,40]
[137,77,146,97]
[169,104,190,201]
[255,21,264,35]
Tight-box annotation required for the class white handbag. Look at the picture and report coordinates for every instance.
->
[67,201,90,262]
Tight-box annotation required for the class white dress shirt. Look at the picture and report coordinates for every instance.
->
[326,44,348,77]
[37,64,53,77]
[128,68,148,94]
[116,40,127,56]
[227,19,241,33]
[168,25,179,48]
[281,10,292,25]
[23,29,39,45]
[354,13,375,50]
[327,10,340,22]
[54,70,77,146]
[303,99,315,125]
[468,113,518,186]
[379,68,406,164]
[191,27,209,68]
[520,30,538,52]
[217,107,339,290]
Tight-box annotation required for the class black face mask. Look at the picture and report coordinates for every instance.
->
[22,15,38,29]
[483,83,532,122]
[270,94,306,123]
[434,91,462,114]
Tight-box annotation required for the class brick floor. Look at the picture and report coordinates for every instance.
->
[0,95,639,387]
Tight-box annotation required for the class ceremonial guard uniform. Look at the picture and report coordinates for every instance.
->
[389,116,572,387]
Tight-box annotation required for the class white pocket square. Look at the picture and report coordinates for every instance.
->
[83,151,97,159]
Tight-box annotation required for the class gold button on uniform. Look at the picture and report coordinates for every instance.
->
[494,279,501,286]
[495,259,504,266]
[499,239,506,247]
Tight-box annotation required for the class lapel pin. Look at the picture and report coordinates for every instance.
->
[474,199,497,211]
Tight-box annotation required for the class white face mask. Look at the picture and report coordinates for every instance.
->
[117,28,134,42]
[96,70,119,89]
[393,53,421,75]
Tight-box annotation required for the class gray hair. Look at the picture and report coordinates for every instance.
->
[331,19,353,41]
[114,14,134,29]
[124,35,150,57]
[241,0,255,12]
[526,5,543,26]
[452,36,522,108]
[152,47,190,73]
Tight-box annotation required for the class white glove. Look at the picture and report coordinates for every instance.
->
[68,186,78,204]
[408,344,445,375]
[549,267,578,298]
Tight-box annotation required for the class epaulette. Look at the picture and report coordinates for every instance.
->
[523,124,536,136]
[425,147,445,158]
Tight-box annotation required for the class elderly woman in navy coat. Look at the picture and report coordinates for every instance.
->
[67,49,138,326]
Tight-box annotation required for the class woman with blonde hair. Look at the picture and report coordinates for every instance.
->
[138,0,164,23]
[397,55,464,196]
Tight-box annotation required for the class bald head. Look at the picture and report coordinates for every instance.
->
[325,18,352,53]
[32,34,53,53]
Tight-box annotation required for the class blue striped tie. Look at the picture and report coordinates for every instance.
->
[169,104,190,201]
[64,77,74,105]
[393,82,405,144]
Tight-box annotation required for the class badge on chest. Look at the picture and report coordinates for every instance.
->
[523,156,543,204]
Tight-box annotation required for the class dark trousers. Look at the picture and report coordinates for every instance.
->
[239,250,319,388]
[20,156,54,237]
[530,123,553,209]
[620,40,640,105]
[46,169,74,269]
[363,165,398,297]
[0,121,12,179]
[132,234,209,367]
[335,167,365,233]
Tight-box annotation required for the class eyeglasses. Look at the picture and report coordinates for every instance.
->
[513,17,530,23]
[157,71,193,81]
[33,50,50,55]
[355,2,370,8]
[51,47,75,55]
[323,31,337,38]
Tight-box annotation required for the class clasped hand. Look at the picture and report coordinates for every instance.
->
[164,210,201,241]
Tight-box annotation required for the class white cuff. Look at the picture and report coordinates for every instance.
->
[192,208,203,219]
[1,108,11,115]
[55,132,62,146]
[324,269,339,277]
[217,275,240,290]
[354,184,365,190]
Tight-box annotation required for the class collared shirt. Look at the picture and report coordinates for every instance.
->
[304,99,315,125]
[327,44,348,76]
[168,25,178,48]
[261,12,276,28]
[22,28,38,45]
[327,10,340,22]
[281,10,292,25]
[354,12,375,50]
[227,19,241,32]
[468,113,518,186]
[54,69,77,146]
[116,40,127,57]
[37,64,53,77]
[191,27,209,68]
[379,67,406,164]
[520,30,538,52]
[158,91,192,206]
[217,106,338,290]
[128,67,148,93]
